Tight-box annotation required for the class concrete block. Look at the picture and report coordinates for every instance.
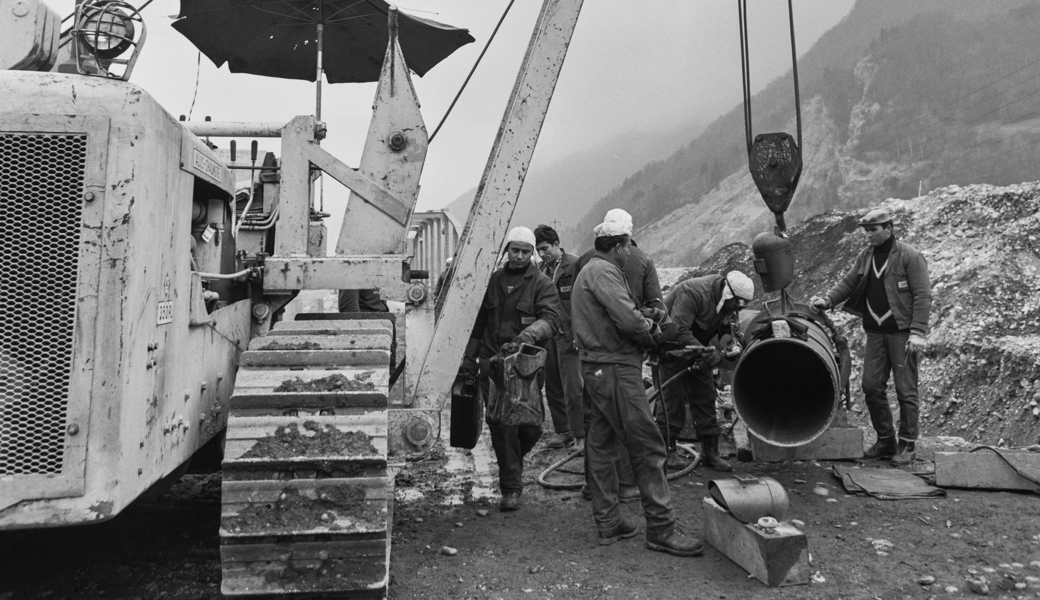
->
[935,450,1040,492]
[702,497,809,587]
[750,427,863,462]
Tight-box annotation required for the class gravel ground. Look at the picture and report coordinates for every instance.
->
[2,429,1039,600]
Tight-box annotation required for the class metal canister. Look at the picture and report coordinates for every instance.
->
[708,475,790,523]
[752,230,794,292]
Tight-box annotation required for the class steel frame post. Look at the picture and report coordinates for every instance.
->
[408,0,585,411]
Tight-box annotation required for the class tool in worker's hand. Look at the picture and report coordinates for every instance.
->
[661,344,712,361]
[639,305,666,323]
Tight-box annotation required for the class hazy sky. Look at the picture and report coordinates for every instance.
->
[48,0,854,231]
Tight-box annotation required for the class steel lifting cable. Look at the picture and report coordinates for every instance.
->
[429,0,517,143]
[738,0,802,155]
[738,0,804,234]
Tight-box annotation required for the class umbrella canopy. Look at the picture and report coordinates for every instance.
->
[172,0,474,84]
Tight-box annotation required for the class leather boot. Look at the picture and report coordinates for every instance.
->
[666,449,690,469]
[700,436,733,472]
[864,436,897,459]
[890,441,917,466]
[499,491,521,512]
[646,528,705,557]
[597,514,640,546]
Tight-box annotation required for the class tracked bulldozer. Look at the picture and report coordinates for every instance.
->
[0,0,586,596]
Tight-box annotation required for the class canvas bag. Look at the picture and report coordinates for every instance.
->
[486,343,546,427]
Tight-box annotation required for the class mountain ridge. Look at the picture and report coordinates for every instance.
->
[578,0,1040,266]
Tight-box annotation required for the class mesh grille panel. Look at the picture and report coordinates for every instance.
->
[0,133,87,475]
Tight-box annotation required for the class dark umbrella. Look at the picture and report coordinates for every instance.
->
[172,0,474,117]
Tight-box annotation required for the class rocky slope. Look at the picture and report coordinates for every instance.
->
[672,181,1040,446]
[596,0,1040,266]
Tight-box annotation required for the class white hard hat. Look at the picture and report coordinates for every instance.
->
[716,271,755,312]
[504,226,536,249]
[726,271,755,301]
[593,208,634,237]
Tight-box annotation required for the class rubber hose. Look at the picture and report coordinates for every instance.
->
[537,365,701,491]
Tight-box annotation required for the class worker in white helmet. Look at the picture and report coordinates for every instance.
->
[655,271,756,472]
[463,226,562,511]
[572,211,703,557]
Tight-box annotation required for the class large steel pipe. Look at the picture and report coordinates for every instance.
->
[732,309,842,447]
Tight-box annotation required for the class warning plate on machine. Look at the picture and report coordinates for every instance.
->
[157,301,174,325]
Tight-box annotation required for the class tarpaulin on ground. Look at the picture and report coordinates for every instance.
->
[832,465,947,500]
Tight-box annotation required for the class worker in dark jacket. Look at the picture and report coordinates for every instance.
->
[535,224,584,449]
[656,271,755,472]
[572,211,703,557]
[575,209,664,501]
[811,208,931,466]
[464,226,562,511]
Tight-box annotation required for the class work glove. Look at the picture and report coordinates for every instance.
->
[647,319,663,345]
[703,347,724,368]
[513,319,552,347]
[809,295,832,312]
[500,341,520,356]
[639,306,666,323]
[906,333,928,354]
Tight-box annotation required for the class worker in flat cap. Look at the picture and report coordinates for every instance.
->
[571,210,704,556]
[810,207,932,466]
[463,226,562,511]
[654,270,755,472]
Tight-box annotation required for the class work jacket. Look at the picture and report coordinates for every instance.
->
[664,274,727,346]
[572,253,656,368]
[825,239,932,336]
[471,261,562,360]
[577,242,665,312]
[539,249,580,343]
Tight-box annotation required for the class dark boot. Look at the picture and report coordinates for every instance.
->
[890,441,917,466]
[597,514,640,546]
[864,436,897,459]
[646,528,704,557]
[666,449,690,470]
[499,491,521,512]
[700,436,733,472]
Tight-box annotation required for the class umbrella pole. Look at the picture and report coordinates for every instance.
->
[315,21,323,120]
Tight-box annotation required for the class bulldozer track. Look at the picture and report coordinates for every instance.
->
[219,317,395,598]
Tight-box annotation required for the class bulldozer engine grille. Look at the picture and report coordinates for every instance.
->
[0,133,87,475]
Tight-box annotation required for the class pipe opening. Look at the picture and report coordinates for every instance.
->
[733,338,837,446]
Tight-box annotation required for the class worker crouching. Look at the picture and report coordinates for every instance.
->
[463,226,562,512]
[571,212,703,556]
[655,271,755,472]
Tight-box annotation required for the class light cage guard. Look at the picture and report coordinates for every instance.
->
[69,0,146,81]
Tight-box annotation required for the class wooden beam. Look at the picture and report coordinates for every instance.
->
[750,427,864,462]
[935,450,1040,492]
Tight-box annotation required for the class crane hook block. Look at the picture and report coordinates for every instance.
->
[748,132,802,218]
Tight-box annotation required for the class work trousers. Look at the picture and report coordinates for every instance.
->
[545,336,586,437]
[480,378,542,495]
[583,379,636,488]
[862,330,920,443]
[583,362,674,535]
[653,361,721,446]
